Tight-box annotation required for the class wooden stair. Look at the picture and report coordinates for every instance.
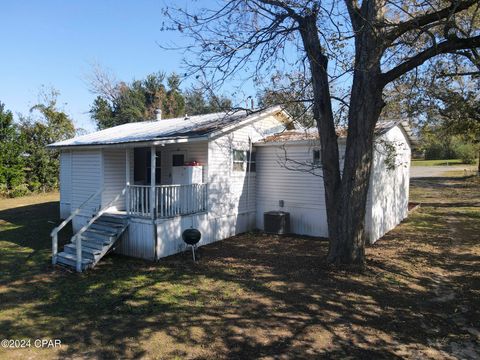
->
[56,214,128,271]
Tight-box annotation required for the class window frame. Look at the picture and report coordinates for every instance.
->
[232,149,246,172]
[232,149,256,173]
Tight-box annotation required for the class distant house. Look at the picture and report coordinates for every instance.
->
[48,106,413,271]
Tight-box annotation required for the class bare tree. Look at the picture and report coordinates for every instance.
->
[84,62,120,103]
[165,0,480,265]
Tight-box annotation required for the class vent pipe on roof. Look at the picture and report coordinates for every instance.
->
[155,109,162,120]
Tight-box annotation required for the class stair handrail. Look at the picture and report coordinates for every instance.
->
[72,187,127,272]
[51,187,104,265]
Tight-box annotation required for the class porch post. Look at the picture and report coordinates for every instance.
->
[150,146,156,219]
[125,148,130,214]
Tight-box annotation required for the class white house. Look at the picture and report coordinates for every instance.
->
[48,106,413,271]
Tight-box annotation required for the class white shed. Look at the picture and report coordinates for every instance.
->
[254,121,413,243]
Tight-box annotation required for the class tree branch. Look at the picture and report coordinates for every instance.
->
[258,0,302,22]
[439,71,480,77]
[383,0,478,42]
[381,35,480,84]
[344,0,361,30]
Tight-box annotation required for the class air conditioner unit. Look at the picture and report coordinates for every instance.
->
[264,211,290,235]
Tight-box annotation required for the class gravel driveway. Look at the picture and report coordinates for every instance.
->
[411,165,476,178]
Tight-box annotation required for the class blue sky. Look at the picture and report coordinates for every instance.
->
[0,0,250,133]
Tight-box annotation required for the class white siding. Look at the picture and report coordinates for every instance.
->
[208,114,284,218]
[156,213,210,258]
[155,212,255,259]
[255,143,329,237]
[116,218,155,260]
[366,125,411,243]
[71,149,102,230]
[59,151,72,219]
[103,149,127,210]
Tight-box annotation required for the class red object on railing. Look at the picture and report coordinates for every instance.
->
[184,161,201,166]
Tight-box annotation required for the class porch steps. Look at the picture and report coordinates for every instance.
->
[55,214,128,271]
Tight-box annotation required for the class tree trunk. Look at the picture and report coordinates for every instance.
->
[328,77,385,264]
[327,14,386,264]
[299,16,342,249]
[299,8,387,265]
[478,148,480,175]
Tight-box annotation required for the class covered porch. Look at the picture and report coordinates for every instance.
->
[105,140,208,220]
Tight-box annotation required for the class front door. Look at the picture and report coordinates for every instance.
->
[133,147,162,185]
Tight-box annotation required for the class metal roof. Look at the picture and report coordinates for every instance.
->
[49,106,284,148]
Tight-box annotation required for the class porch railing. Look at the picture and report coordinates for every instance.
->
[127,183,207,218]
[51,187,103,266]
[128,185,151,217]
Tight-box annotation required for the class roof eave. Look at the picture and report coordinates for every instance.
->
[47,135,209,150]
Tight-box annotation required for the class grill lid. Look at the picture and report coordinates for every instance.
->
[182,228,201,245]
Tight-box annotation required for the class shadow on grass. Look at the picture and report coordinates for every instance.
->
[0,178,479,358]
[0,201,71,283]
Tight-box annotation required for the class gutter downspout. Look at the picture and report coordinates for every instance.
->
[246,136,252,215]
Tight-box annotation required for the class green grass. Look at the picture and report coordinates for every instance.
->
[0,183,479,359]
[411,159,467,166]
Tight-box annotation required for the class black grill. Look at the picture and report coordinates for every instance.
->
[182,228,201,261]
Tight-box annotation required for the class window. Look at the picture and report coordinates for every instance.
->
[233,149,246,171]
[313,149,321,166]
[233,149,256,172]
[172,154,185,167]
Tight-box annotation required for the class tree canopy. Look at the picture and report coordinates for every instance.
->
[0,102,25,195]
[0,89,76,197]
[88,68,232,129]
[89,71,185,129]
